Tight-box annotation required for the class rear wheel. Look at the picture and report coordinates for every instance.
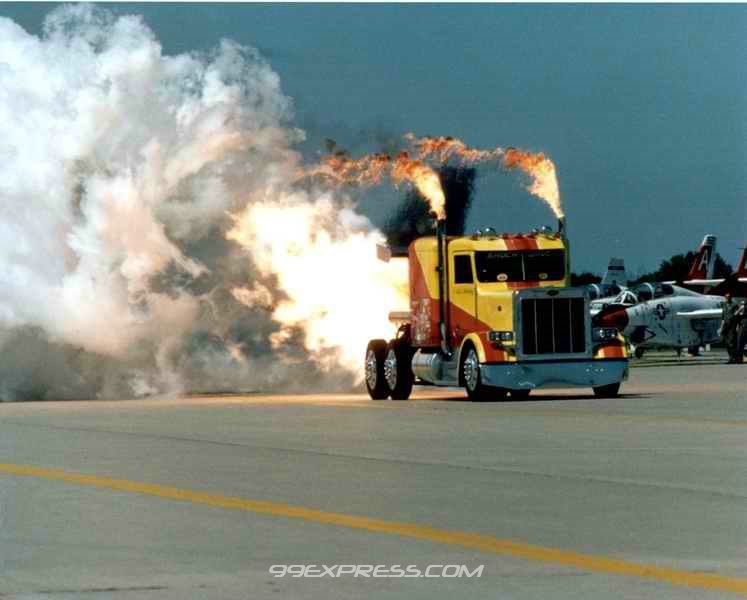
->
[461,345,506,401]
[365,340,389,400]
[384,338,414,400]
[593,382,621,398]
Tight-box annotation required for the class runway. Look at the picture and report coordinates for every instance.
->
[1,353,745,599]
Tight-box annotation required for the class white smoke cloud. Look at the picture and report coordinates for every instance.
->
[0,5,397,400]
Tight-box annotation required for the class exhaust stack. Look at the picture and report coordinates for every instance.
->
[436,219,452,355]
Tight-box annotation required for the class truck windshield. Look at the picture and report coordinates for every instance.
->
[475,250,565,283]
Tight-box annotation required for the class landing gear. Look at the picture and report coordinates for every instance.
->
[687,345,701,357]
[593,382,621,398]
[633,346,645,359]
[510,389,531,399]
[461,344,506,402]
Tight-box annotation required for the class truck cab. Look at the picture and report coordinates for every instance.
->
[365,222,628,401]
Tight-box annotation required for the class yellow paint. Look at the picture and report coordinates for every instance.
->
[1,462,746,596]
[461,333,487,362]
[475,288,515,333]
[412,237,440,299]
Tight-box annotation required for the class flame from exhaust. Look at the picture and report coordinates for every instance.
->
[406,134,503,163]
[501,148,563,219]
[306,152,446,220]
[227,194,409,375]
[409,134,564,219]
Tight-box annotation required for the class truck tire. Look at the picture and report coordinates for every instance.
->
[461,344,506,401]
[593,382,621,398]
[384,338,414,400]
[365,339,389,400]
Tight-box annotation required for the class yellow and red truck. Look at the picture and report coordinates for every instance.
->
[365,219,628,401]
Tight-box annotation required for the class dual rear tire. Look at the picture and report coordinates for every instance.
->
[365,338,414,400]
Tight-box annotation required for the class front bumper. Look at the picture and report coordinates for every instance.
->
[480,359,628,390]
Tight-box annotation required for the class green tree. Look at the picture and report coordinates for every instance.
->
[631,252,732,285]
[570,272,601,286]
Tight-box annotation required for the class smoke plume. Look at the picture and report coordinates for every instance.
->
[0,5,406,400]
[0,6,564,401]
[383,167,477,248]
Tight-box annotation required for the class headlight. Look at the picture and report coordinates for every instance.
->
[592,327,619,342]
[488,331,514,343]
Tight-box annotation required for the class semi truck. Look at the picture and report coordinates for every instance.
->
[365,218,628,401]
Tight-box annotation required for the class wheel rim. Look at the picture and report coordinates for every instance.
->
[365,349,378,389]
[463,349,479,391]
[384,348,397,390]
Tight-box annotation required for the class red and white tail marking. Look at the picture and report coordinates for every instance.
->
[686,235,717,280]
[735,247,747,278]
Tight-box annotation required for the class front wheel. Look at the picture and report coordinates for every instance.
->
[365,340,389,400]
[384,338,414,400]
[593,382,621,398]
[461,345,506,401]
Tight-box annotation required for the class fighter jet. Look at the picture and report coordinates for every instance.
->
[592,236,746,358]
[589,236,718,317]
[594,283,724,358]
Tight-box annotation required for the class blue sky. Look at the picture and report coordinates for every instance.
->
[3,3,746,274]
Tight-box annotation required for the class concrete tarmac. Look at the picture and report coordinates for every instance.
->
[0,353,746,599]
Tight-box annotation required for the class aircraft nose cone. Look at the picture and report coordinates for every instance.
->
[596,307,629,331]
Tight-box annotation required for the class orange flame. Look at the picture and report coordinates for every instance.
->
[306,151,446,220]
[501,148,563,218]
[407,134,503,164]
[305,134,563,222]
[389,151,445,220]
[409,134,564,219]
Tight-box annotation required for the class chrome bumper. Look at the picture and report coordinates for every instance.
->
[480,359,628,390]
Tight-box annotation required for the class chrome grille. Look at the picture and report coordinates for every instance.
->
[521,297,586,355]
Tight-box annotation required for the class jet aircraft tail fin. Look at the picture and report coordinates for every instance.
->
[735,246,747,279]
[601,258,627,289]
[686,235,717,280]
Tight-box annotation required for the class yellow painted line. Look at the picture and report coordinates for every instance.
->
[1,463,746,596]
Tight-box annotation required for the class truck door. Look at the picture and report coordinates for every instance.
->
[449,253,477,346]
